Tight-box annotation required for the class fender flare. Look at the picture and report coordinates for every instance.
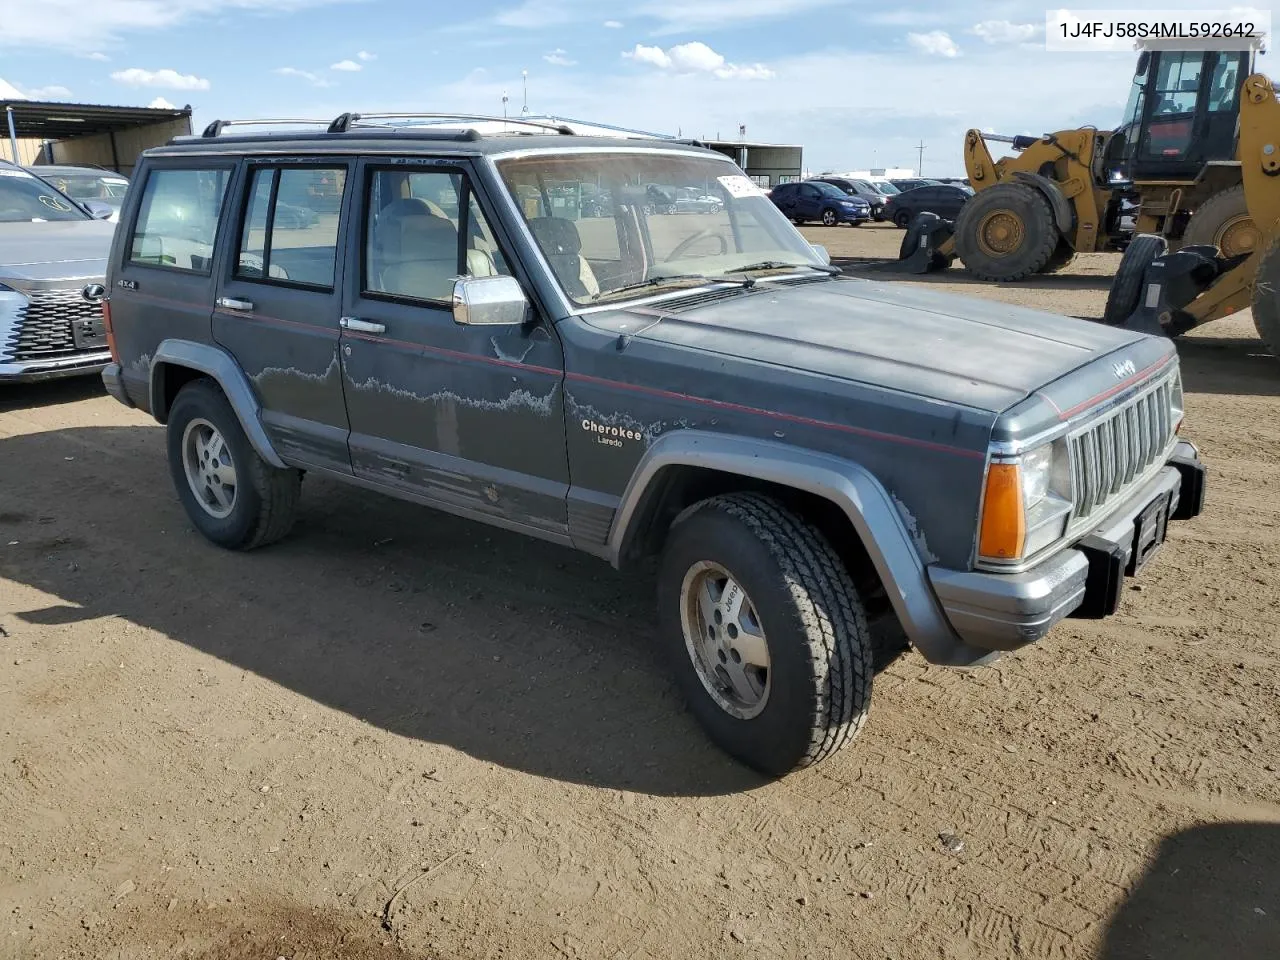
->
[149,338,286,469]
[606,431,990,667]
[1011,171,1074,236]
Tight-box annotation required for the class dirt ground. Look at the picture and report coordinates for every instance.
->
[2,221,1278,960]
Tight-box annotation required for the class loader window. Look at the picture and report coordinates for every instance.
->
[1207,55,1242,113]
[1152,53,1202,116]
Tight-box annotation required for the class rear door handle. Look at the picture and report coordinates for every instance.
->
[216,296,254,312]
[340,316,386,335]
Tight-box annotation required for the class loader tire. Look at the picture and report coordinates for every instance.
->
[1252,235,1280,361]
[1103,234,1167,327]
[1042,238,1077,274]
[954,182,1060,281]
[1183,185,1260,258]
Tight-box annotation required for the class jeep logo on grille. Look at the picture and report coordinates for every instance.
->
[1112,359,1137,380]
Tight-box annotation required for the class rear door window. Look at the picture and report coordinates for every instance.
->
[129,168,231,273]
[235,165,347,289]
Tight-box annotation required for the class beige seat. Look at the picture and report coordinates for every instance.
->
[526,217,598,298]
[371,198,496,300]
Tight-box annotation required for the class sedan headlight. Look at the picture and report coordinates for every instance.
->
[978,439,1073,564]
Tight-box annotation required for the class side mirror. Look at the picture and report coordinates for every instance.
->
[810,243,831,265]
[451,274,529,326]
[81,283,106,304]
[82,200,115,220]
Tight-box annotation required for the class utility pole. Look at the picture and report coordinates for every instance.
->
[915,140,925,176]
[521,70,529,115]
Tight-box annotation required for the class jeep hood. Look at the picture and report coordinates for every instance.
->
[588,278,1150,413]
[0,220,116,283]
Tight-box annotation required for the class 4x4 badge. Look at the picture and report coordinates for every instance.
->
[1112,358,1136,380]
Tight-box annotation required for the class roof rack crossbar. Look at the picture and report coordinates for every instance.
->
[328,112,575,136]
[201,118,333,138]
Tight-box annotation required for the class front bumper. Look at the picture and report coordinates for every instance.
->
[928,440,1205,654]
[0,350,112,383]
[837,208,871,223]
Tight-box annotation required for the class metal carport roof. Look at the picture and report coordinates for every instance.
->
[2,100,192,141]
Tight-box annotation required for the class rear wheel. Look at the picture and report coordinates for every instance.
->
[1102,233,1167,327]
[1183,185,1259,258]
[656,493,873,776]
[821,208,838,227]
[1252,235,1280,360]
[1041,238,1077,274]
[954,182,1060,281]
[166,379,302,550]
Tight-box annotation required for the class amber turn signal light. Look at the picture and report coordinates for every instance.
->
[978,461,1026,561]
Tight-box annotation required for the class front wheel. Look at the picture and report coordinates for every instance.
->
[656,493,873,776]
[166,379,302,550]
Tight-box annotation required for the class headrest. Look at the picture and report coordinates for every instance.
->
[527,216,582,257]
[375,198,457,258]
[399,214,458,253]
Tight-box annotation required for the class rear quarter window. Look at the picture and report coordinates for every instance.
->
[129,167,231,274]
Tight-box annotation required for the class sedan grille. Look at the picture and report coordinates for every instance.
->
[2,289,100,362]
[1069,375,1177,522]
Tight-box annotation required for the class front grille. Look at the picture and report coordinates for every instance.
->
[2,289,99,362]
[1069,375,1177,522]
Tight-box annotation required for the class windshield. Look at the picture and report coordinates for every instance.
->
[496,152,825,305]
[0,169,89,223]
[45,172,129,202]
[873,181,900,195]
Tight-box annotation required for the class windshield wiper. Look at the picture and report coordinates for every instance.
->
[591,274,749,302]
[733,260,841,276]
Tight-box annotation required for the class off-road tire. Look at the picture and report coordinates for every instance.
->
[1183,185,1258,258]
[1103,233,1167,326]
[954,182,1060,281]
[1251,234,1280,360]
[166,379,302,550]
[656,493,873,776]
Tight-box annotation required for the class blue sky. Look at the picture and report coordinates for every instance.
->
[2,0,1276,175]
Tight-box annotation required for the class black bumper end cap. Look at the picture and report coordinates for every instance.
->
[1168,449,1206,521]
[1070,534,1126,620]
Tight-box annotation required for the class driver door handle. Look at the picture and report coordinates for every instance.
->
[340,316,386,335]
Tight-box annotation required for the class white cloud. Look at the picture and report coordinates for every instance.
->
[26,85,74,99]
[907,30,960,58]
[2,0,356,52]
[110,67,210,90]
[273,66,333,87]
[624,41,775,80]
[603,19,622,28]
[147,96,177,109]
[330,59,361,72]
[84,52,111,62]
[357,50,376,61]
[543,49,577,67]
[970,20,1041,44]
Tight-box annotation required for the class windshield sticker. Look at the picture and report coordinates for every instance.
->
[717,175,766,199]
[0,168,31,178]
[103,178,128,185]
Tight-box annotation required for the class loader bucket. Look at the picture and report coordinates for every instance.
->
[887,212,956,274]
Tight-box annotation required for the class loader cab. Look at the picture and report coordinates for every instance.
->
[1110,42,1257,183]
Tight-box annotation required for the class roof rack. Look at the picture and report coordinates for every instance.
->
[200,118,332,138]
[326,112,575,135]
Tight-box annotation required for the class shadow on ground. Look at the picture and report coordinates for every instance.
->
[1099,822,1280,960]
[834,256,1117,293]
[1175,334,1280,398]
[0,414,903,798]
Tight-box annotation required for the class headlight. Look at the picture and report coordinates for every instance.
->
[978,439,1073,564]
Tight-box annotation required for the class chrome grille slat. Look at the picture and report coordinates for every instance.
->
[1068,373,1177,526]
[2,289,101,363]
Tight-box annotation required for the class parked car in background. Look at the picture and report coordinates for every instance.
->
[882,183,973,228]
[769,180,871,226]
[0,163,115,382]
[811,177,888,220]
[889,178,943,193]
[28,165,130,222]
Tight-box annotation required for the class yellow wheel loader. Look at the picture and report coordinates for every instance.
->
[1104,72,1280,359]
[896,39,1263,280]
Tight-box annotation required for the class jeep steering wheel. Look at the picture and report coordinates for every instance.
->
[665,228,728,261]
